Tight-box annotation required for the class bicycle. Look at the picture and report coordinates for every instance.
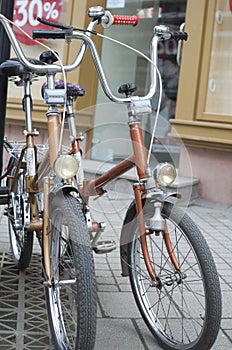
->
[0,6,222,350]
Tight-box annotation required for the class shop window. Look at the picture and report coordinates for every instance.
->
[205,0,232,116]
[92,0,187,162]
[154,0,187,115]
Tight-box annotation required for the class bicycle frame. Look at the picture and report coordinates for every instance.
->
[7,75,41,232]
[1,9,186,286]
[77,108,178,283]
[80,122,147,199]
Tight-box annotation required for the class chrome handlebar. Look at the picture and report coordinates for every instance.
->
[0,9,187,105]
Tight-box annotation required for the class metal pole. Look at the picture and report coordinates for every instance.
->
[0,0,14,179]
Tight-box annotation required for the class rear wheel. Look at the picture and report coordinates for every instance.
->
[45,193,97,350]
[7,162,33,270]
[127,201,222,350]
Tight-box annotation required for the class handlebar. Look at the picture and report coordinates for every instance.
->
[33,30,66,40]
[101,11,138,28]
[109,15,138,26]
[170,31,188,41]
[0,8,188,105]
[33,10,139,39]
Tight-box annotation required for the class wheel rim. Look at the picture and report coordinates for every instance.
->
[130,215,206,348]
[9,224,25,262]
[8,169,26,263]
[47,213,78,348]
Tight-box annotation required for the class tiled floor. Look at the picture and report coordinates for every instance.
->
[0,196,232,349]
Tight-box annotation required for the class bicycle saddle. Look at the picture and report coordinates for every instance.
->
[0,58,46,77]
[41,80,85,100]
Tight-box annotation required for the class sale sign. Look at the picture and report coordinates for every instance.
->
[13,0,63,46]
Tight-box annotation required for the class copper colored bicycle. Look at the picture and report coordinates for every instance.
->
[0,6,221,350]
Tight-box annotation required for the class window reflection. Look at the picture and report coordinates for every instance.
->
[205,0,232,116]
[92,0,187,164]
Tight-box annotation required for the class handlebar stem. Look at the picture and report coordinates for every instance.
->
[47,73,56,89]
[0,14,160,106]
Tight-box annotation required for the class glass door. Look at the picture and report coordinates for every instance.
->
[91,0,187,164]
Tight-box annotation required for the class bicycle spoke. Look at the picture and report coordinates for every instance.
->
[45,195,96,349]
[128,202,222,349]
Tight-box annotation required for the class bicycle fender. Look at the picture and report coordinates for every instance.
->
[145,190,181,201]
[120,191,180,277]
[49,184,79,211]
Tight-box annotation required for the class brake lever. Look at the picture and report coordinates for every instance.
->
[37,17,73,30]
[37,17,98,36]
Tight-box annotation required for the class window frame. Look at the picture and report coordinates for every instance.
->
[172,0,232,150]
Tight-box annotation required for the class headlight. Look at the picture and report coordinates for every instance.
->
[153,162,176,187]
[54,155,79,180]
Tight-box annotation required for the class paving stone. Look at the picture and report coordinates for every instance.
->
[97,284,119,292]
[221,292,232,318]
[211,330,232,350]
[135,319,166,349]
[95,319,144,350]
[96,276,116,285]
[0,198,232,349]
[97,292,141,318]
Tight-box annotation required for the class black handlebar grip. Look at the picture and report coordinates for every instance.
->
[170,31,188,41]
[32,30,66,40]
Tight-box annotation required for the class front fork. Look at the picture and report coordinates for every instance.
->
[134,185,181,284]
[42,106,61,285]
[130,119,180,283]
[133,183,157,282]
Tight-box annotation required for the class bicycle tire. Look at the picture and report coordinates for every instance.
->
[45,193,97,350]
[127,201,222,350]
[7,162,33,270]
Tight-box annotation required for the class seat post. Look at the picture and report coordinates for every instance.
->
[66,97,77,139]
[23,75,33,133]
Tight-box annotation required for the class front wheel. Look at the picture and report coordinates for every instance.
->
[45,193,97,350]
[127,201,222,350]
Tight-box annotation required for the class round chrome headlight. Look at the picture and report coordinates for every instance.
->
[153,162,176,187]
[54,155,79,180]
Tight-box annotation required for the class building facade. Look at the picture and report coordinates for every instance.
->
[2,0,232,204]
[173,0,232,204]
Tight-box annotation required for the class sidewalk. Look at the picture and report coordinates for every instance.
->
[0,193,231,349]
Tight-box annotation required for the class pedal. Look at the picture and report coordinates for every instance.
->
[93,240,117,254]
[0,186,9,205]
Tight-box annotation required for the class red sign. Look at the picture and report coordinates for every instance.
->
[13,0,63,46]
[230,0,232,13]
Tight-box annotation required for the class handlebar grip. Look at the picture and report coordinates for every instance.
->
[112,15,138,26]
[32,30,66,40]
[170,31,188,41]
[102,11,138,28]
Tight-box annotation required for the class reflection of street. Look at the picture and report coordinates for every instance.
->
[144,112,181,168]
[92,0,187,167]
[144,1,187,169]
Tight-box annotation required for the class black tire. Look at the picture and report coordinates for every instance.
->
[45,193,97,350]
[7,163,33,270]
[127,201,222,350]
